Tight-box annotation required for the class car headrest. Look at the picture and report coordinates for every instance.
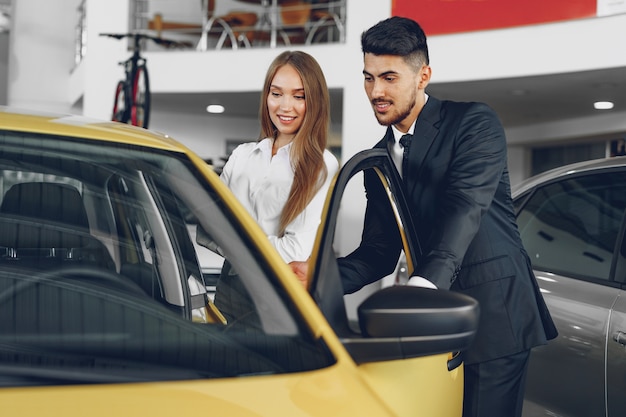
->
[0,182,89,229]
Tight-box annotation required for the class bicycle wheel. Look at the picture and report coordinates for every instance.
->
[131,65,150,128]
[111,80,127,123]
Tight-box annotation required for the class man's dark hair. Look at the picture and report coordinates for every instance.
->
[361,16,430,66]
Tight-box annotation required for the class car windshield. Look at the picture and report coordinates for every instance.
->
[0,131,334,386]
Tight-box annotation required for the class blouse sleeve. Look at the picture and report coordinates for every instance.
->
[219,146,238,186]
[268,151,339,263]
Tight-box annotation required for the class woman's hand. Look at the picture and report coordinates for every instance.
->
[289,260,309,288]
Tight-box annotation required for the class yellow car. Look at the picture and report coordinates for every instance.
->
[0,108,478,417]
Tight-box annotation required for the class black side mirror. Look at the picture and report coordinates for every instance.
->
[342,286,479,365]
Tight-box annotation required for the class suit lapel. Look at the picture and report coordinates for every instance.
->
[374,128,392,150]
[404,97,442,193]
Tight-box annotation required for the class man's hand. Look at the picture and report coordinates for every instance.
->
[407,276,437,289]
[289,260,310,288]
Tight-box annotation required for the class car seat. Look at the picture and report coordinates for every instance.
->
[0,181,115,270]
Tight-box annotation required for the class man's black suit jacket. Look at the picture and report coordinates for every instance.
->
[338,96,557,364]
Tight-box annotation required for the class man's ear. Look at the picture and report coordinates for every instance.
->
[418,65,432,89]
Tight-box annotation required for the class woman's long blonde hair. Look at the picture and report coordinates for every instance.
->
[259,51,330,236]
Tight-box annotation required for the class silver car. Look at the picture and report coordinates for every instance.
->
[514,156,626,417]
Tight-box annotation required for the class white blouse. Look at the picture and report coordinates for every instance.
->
[220,137,339,263]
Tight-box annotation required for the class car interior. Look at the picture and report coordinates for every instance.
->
[0,130,342,385]
[0,181,116,269]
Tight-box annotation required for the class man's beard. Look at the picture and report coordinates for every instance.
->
[373,93,416,127]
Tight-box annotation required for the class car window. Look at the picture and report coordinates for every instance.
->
[516,171,626,282]
[310,149,421,335]
[0,131,334,387]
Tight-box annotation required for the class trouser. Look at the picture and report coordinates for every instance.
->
[463,350,531,417]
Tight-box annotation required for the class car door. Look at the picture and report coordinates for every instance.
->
[515,168,626,417]
[308,148,478,417]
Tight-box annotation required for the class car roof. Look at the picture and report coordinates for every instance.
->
[0,106,189,153]
[512,155,626,197]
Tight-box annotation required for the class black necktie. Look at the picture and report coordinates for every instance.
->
[399,134,412,178]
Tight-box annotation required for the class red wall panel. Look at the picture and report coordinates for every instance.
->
[391,0,597,35]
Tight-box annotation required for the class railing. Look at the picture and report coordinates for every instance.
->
[72,0,346,60]
[74,0,87,66]
[130,0,346,51]
[0,4,11,33]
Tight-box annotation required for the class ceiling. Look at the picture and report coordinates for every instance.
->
[427,66,626,129]
[151,88,345,124]
[152,66,626,132]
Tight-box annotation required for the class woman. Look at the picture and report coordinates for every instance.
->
[216,51,338,324]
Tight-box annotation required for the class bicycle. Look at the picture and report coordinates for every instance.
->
[100,32,188,129]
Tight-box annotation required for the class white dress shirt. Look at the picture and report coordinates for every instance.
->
[390,94,429,178]
[391,122,415,179]
[389,96,437,289]
[220,138,339,263]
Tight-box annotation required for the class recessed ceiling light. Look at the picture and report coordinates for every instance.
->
[594,101,614,110]
[206,104,225,114]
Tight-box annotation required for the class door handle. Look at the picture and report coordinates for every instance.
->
[613,331,626,346]
[447,351,463,371]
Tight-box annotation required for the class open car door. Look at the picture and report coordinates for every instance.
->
[308,149,480,417]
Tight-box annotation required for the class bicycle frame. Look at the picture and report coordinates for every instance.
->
[102,32,188,129]
[107,33,151,128]
[125,41,149,127]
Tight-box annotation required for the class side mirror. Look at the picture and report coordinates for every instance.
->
[342,286,479,365]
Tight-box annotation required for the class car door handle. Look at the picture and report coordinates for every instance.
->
[447,351,463,371]
[613,331,626,346]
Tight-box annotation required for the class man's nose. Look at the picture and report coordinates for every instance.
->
[369,79,385,98]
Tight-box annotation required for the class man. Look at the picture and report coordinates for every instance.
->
[338,16,558,417]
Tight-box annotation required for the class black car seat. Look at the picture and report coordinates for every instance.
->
[0,182,115,270]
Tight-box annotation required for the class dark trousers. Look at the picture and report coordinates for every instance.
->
[463,350,531,417]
